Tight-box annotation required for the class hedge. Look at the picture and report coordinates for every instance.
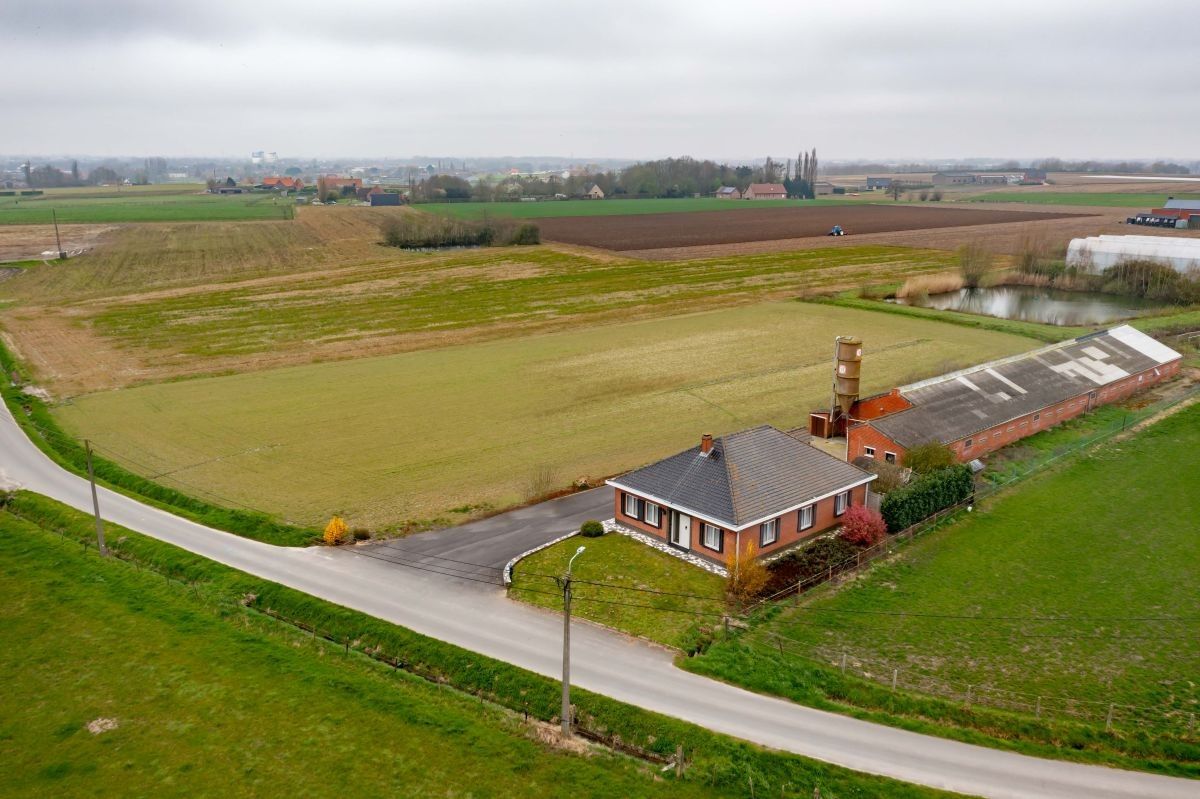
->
[880,465,974,533]
[0,340,316,546]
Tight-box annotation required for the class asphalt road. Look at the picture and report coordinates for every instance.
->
[364,487,612,575]
[1,401,1194,799]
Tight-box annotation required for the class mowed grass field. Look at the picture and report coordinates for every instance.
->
[698,404,1200,728]
[421,197,853,219]
[0,184,294,224]
[0,512,730,799]
[965,191,1200,207]
[54,301,1034,531]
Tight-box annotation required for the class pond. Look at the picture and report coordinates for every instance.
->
[893,285,1168,326]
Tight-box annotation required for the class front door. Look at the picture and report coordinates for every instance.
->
[670,511,691,549]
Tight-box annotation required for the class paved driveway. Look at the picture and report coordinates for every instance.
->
[356,486,612,581]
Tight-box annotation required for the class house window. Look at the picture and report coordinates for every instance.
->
[884,452,896,464]
[1033,413,1041,422]
[798,504,814,531]
[963,438,973,449]
[644,502,661,527]
[835,491,850,516]
[702,523,722,551]
[759,518,779,547]
[623,493,639,519]
[864,446,875,458]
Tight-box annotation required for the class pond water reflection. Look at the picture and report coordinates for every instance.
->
[893,285,1167,326]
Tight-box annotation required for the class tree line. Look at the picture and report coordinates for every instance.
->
[20,160,134,188]
[412,152,824,203]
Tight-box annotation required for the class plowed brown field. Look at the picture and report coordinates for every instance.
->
[536,204,1090,251]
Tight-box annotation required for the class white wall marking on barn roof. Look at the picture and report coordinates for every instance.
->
[956,376,983,393]
[985,367,1028,395]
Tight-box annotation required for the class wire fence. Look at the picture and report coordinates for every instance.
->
[751,632,1199,740]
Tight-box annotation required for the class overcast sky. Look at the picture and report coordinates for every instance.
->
[2,0,1196,161]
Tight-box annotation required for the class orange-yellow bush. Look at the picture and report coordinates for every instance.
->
[323,516,348,545]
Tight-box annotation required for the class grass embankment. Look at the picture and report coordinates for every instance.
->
[54,302,1034,531]
[421,197,855,219]
[510,534,727,650]
[0,185,294,224]
[684,405,1200,775]
[0,341,314,545]
[0,492,946,799]
[965,191,1200,207]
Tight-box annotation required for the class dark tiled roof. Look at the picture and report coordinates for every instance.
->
[868,325,1180,448]
[610,426,873,529]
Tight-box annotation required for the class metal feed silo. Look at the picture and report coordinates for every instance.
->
[832,336,862,419]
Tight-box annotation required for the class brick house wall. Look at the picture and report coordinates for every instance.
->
[612,483,870,567]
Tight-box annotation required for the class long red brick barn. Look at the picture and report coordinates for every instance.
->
[840,325,1182,464]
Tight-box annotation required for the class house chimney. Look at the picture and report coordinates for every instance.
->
[700,434,713,455]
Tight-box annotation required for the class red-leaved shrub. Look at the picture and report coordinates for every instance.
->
[837,505,887,547]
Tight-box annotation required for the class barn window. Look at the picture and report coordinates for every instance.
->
[759,519,779,546]
[623,493,640,519]
[798,504,814,531]
[643,502,661,527]
[964,438,973,449]
[1033,413,1041,422]
[884,452,896,464]
[834,491,850,516]
[864,446,876,457]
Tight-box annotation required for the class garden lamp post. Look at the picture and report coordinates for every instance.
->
[561,545,586,738]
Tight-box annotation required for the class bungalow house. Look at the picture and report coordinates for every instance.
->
[743,183,787,200]
[261,176,303,191]
[716,186,742,199]
[584,183,605,199]
[607,426,875,565]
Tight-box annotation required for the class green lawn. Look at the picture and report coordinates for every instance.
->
[965,191,1200,207]
[510,533,727,650]
[0,186,294,224]
[1,493,949,799]
[422,197,855,219]
[0,511,732,799]
[686,404,1200,772]
[55,301,1034,531]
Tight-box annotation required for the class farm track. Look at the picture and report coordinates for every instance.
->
[537,204,1091,252]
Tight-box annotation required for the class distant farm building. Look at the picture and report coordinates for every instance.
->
[261,176,303,191]
[866,177,892,190]
[584,184,605,199]
[715,186,742,199]
[931,171,1025,186]
[319,176,363,193]
[1067,235,1200,272]
[811,327,1181,464]
[743,183,788,200]
[369,192,401,206]
[813,181,837,196]
[932,171,978,185]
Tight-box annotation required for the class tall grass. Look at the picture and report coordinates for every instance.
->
[380,214,539,249]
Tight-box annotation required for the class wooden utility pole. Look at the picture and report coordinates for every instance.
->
[84,440,108,556]
[52,209,65,259]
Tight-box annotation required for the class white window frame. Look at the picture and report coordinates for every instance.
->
[864,446,875,458]
[798,504,814,531]
[834,491,849,516]
[702,523,722,551]
[623,493,639,519]
[884,451,897,464]
[759,518,779,547]
[643,502,660,527]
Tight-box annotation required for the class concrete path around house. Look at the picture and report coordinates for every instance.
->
[359,487,612,580]
[1,401,1195,799]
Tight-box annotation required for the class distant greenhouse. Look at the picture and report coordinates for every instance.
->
[1066,235,1200,274]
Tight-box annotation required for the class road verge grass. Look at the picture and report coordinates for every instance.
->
[0,491,946,799]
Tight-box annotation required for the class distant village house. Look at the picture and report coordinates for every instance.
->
[743,183,787,200]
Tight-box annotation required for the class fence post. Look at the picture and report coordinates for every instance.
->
[965,685,972,707]
[1106,704,1114,731]
[1188,712,1195,737]
[1035,696,1041,718]
[841,651,847,674]
[827,564,833,583]
[891,669,898,692]
[675,744,684,778]
[776,637,784,657]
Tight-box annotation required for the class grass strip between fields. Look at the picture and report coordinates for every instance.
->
[0,491,947,799]
[0,340,316,546]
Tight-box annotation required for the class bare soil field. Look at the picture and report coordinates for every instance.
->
[625,206,1137,261]
[0,224,116,262]
[537,204,1090,252]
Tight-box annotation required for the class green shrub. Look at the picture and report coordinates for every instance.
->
[902,441,956,475]
[580,519,605,537]
[507,223,541,245]
[764,536,858,594]
[352,527,371,541]
[880,465,973,532]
